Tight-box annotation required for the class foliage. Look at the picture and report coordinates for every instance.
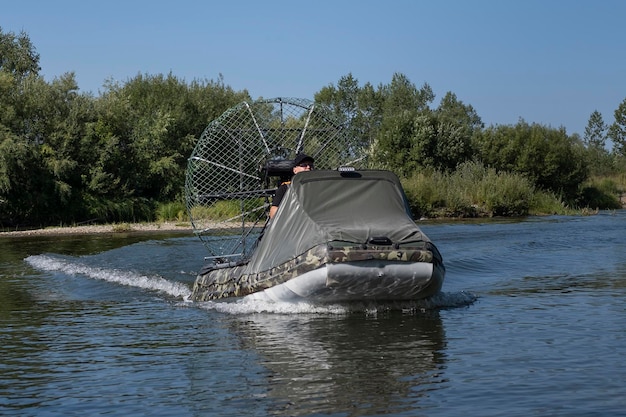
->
[0,131,56,225]
[582,110,615,176]
[79,194,155,223]
[528,190,577,216]
[373,92,479,175]
[155,201,188,222]
[1,27,250,226]
[608,98,626,157]
[2,28,626,228]
[473,120,588,201]
[402,161,536,218]
[189,199,265,222]
[88,73,249,202]
[577,176,623,210]
[0,27,40,78]
[316,74,481,175]
[315,73,381,154]
[584,110,608,149]
[315,72,436,170]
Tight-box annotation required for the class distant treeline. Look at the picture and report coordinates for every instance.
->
[1,28,625,227]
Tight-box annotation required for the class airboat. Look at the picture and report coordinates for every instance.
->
[185,97,445,303]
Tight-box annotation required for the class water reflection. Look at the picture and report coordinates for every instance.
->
[226,311,447,416]
[489,267,626,297]
[0,232,190,259]
[4,212,626,416]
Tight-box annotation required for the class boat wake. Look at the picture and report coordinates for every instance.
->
[196,290,477,315]
[25,254,192,300]
[25,254,476,315]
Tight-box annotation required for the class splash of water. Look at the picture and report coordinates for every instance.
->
[195,290,477,315]
[26,254,476,314]
[25,254,192,300]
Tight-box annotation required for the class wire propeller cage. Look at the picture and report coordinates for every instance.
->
[185,97,367,261]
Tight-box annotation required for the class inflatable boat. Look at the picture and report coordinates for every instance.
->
[185,98,445,303]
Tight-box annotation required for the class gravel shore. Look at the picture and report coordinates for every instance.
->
[1,222,193,237]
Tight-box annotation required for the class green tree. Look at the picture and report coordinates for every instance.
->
[583,110,613,176]
[1,72,97,224]
[315,73,384,162]
[432,92,483,171]
[2,26,252,226]
[584,110,607,149]
[26,73,97,211]
[316,72,439,172]
[474,120,588,201]
[1,28,42,138]
[381,72,434,116]
[0,27,40,78]
[89,73,248,203]
[0,28,57,225]
[374,109,425,176]
[608,98,626,157]
[370,74,437,174]
[0,131,54,225]
[436,92,483,133]
[373,90,482,174]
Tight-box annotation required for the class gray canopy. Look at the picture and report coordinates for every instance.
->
[245,170,432,273]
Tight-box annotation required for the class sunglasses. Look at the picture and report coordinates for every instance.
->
[297,163,314,168]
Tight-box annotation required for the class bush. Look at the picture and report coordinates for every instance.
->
[403,161,538,218]
[189,199,266,222]
[473,121,588,201]
[528,190,574,215]
[155,201,188,222]
[402,171,445,218]
[576,177,622,210]
[83,195,155,223]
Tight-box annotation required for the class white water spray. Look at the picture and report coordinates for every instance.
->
[25,254,192,300]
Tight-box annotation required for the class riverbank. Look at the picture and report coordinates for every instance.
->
[0,222,193,237]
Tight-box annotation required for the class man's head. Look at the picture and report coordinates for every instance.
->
[293,153,314,174]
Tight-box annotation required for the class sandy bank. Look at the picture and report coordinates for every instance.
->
[1,222,193,237]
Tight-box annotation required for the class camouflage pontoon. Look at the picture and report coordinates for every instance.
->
[185,98,445,302]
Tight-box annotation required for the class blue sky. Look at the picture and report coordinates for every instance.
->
[3,0,625,137]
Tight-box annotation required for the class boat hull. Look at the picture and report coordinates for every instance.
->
[244,260,445,303]
[190,241,445,303]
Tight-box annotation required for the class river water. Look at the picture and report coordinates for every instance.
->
[1,211,625,416]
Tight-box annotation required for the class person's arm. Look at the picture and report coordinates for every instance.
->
[269,183,288,219]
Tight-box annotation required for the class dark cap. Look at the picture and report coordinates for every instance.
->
[293,153,314,166]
